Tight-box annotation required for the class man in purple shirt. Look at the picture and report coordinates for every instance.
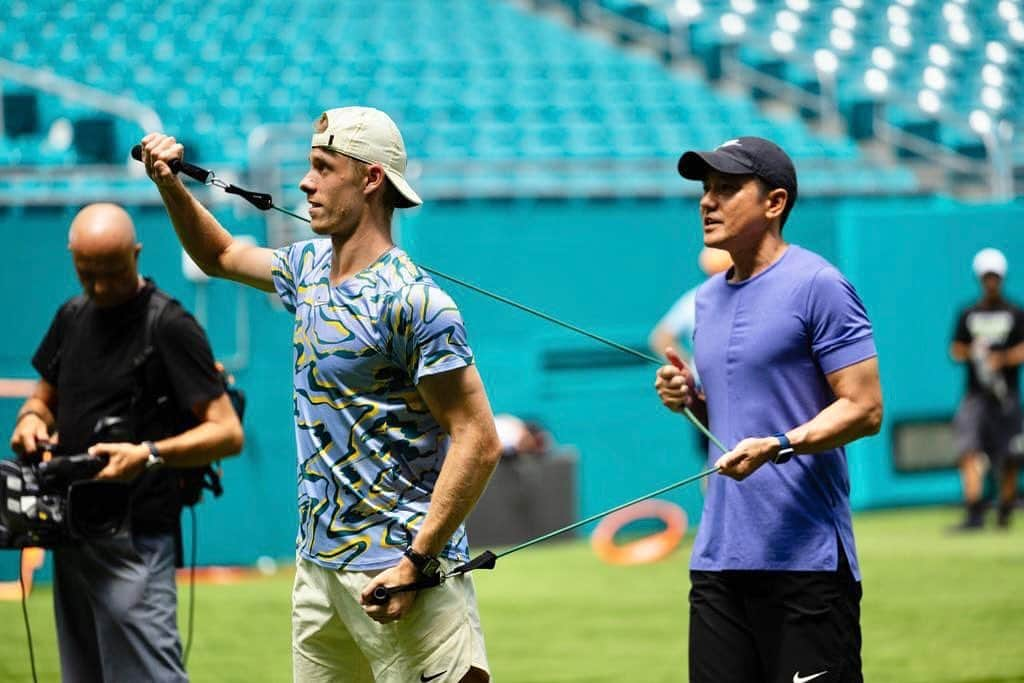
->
[654,137,883,683]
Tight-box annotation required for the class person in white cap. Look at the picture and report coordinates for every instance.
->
[949,247,1024,531]
[648,247,732,476]
[648,246,733,364]
[140,108,499,682]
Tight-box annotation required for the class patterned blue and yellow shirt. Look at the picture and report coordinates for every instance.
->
[272,241,474,570]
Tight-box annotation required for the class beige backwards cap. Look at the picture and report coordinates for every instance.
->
[311,107,422,208]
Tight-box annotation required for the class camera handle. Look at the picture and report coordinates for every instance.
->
[36,453,107,490]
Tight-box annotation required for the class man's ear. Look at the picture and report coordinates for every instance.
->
[364,164,386,196]
[765,188,788,221]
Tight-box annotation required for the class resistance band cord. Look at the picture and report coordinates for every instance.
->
[130,149,725,601]
[129,147,723,450]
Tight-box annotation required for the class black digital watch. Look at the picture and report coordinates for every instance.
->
[404,547,442,578]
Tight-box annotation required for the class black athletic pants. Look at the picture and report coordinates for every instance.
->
[689,550,862,683]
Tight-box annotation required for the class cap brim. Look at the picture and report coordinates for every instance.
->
[385,170,422,208]
[677,150,754,180]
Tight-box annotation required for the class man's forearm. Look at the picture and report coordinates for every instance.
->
[786,397,882,455]
[649,328,685,360]
[158,180,235,276]
[153,420,243,468]
[1004,341,1024,367]
[411,435,500,557]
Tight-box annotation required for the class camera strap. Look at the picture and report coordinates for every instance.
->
[128,291,173,426]
[129,292,225,512]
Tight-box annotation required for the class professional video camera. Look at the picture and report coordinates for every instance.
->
[0,417,133,549]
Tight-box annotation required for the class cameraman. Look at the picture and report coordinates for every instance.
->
[9,203,243,682]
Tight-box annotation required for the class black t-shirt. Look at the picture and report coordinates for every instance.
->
[32,279,224,532]
[953,299,1024,395]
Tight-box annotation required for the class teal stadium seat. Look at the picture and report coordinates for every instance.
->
[0,0,938,196]
[587,0,1019,181]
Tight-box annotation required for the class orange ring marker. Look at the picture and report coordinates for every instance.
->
[590,499,687,565]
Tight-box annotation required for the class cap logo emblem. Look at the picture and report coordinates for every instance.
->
[718,139,741,149]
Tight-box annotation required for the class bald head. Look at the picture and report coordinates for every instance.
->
[68,203,143,307]
[68,203,137,257]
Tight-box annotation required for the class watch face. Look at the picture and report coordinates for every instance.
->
[406,547,441,577]
[421,558,441,577]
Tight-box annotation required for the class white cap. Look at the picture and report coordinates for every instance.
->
[973,247,1008,278]
[311,107,422,208]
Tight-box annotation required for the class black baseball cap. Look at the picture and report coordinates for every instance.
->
[678,136,798,213]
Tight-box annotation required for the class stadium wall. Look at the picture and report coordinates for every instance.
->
[1,196,1021,573]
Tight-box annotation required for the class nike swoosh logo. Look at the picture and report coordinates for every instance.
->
[793,672,828,683]
[420,672,447,682]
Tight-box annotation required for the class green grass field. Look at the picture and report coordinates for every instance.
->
[1,506,1022,682]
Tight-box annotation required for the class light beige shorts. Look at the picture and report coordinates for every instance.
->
[292,556,490,682]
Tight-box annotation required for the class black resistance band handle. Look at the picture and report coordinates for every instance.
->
[368,570,445,605]
[130,145,273,210]
[370,586,395,605]
[130,144,211,184]
[369,550,500,604]
[450,550,498,575]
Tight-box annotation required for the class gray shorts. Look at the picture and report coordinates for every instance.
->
[953,392,1024,464]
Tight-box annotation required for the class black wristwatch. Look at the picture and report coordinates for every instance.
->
[404,546,442,578]
[772,432,795,464]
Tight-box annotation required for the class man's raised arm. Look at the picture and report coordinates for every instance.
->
[140,133,277,293]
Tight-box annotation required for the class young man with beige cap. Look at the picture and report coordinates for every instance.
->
[140,107,500,683]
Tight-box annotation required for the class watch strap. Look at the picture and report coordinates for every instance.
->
[404,546,441,578]
[772,432,795,464]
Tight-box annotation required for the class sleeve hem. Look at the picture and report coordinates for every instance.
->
[271,249,297,313]
[179,387,228,413]
[414,357,473,384]
[818,337,878,375]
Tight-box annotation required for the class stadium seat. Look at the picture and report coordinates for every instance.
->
[581,0,1019,181]
[2,0,924,196]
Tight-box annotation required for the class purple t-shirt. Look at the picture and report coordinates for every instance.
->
[691,245,877,579]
